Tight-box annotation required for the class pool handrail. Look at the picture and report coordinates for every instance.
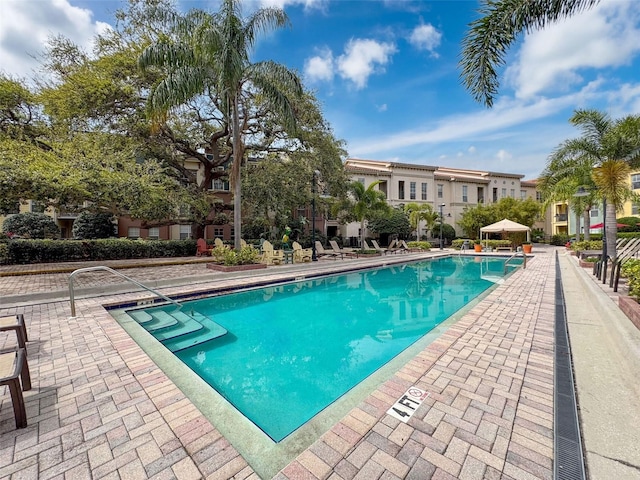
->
[504,251,527,274]
[68,266,182,317]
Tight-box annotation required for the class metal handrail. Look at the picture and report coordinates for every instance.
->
[504,251,527,274]
[68,266,182,317]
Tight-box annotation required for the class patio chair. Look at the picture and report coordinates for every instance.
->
[329,240,358,259]
[314,241,339,260]
[260,241,283,265]
[0,314,28,350]
[363,240,383,255]
[0,348,31,428]
[196,238,212,256]
[214,238,228,249]
[371,239,395,255]
[292,242,312,263]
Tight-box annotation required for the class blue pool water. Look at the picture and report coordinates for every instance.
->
[128,256,518,441]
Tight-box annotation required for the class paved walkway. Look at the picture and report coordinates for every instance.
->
[0,246,637,479]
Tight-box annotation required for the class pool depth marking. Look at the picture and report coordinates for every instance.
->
[387,386,430,422]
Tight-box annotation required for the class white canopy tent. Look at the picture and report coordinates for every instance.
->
[480,218,531,245]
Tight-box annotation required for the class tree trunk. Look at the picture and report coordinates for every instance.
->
[605,200,617,260]
[575,211,581,241]
[231,94,244,251]
[583,208,590,241]
[360,219,366,249]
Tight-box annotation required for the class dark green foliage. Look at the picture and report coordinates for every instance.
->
[551,234,570,246]
[617,216,640,232]
[2,213,60,239]
[367,209,411,238]
[72,211,116,239]
[3,238,197,264]
[622,259,640,301]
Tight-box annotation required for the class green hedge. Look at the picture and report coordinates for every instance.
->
[451,239,512,249]
[571,240,603,252]
[406,241,432,250]
[622,259,640,301]
[2,238,198,265]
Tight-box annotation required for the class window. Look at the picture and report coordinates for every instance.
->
[536,191,543,202]
[421,183,427,201]
[632,174,640,190]
[148,227,159,240]
[462,185,468,203]
[30,201,45,213]
[437,184,443,199]
[477,187,484,204]
[590,208,599,217]
[493,188,498,202]
[357,177,365,185]
[510,189,515,198]
[179,225,191,240]
[398,181,405,200]
[501,188,507,198]
[633,205,639,215]
[214,227,224,237]
[212,179,229,191]
[128,227,140,239]
[520,190,527,200]
[410,182,416,200]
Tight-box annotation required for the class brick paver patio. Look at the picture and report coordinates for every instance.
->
[0,249,558,479]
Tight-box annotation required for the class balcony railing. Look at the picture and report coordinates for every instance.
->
[555,214,568,222]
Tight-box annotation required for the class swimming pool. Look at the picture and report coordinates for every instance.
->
[123,256,518,442]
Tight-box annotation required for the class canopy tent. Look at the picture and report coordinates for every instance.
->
[480,218,531,244]
[589,222,626,229]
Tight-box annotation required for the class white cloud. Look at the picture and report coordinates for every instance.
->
[377,104,388,112]
[495,149,512,163]
[304,48,334,83]
[0,0,110,79]
[468,146,476,154]
[337,39,396,89]
[408,23,441,57]
[258,0,326,10]
[507,1,640,99]
[348,79,609,156]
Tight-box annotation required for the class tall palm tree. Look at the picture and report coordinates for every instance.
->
[460,0,600,107]
[138,1,302,249]
[334,181,389,248]
[403,203,439,240]
[541,109,640,258]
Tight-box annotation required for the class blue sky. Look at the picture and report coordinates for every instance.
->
[2,0,640,180]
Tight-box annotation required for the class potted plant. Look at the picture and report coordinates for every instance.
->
[522,242,533,254]
[473,239,482,252]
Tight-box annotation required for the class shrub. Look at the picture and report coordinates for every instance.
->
[551,234,570,246]
[407,241,431,250]
[211,245,260,266]
[572,240,603,252]
[622,259,640,301]
[2,213,60,239]
[72,212,116,239]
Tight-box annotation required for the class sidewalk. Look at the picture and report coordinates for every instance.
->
[0,246,638,479]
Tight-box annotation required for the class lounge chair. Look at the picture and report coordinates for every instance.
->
[314,241,338,260]
[0,348,31,428]
[363,240,383,255]
[371,239,395,255]
[196,238,212,256]
[292,242,312,263]
[329,240,358,259]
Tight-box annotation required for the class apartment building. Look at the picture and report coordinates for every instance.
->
[343,158,539,241]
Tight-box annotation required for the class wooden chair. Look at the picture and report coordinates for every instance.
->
[292,242,312,263]
[0,348,31,428]
[329,240,358,259]
[196,238,212,256]
[260,241,283,265]
[214,238,228,249]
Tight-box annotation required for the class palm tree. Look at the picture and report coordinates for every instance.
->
[334,181,390,248]
[138,1,303,249]
[403,203,439,240]
[460,0,600,107]
[541,109,640,258]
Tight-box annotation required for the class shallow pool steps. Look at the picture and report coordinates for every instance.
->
[153,311,204,341]
[128,310,154,324]
[140,311,179,332]
[163,312,227,353]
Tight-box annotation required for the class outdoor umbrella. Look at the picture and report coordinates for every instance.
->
[589,222,626,229]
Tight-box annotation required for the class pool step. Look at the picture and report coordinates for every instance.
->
[129,310,154,324]
[163,312,227,353]
[154,311,204,341]
[142,311,179,332]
